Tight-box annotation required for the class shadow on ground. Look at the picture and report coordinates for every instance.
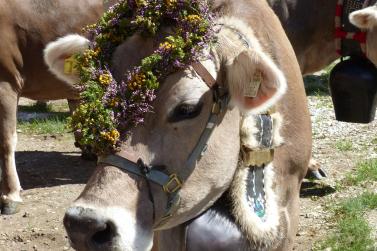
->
[16,151,96,190]
[304,75,330,96]
[300,181,336,198]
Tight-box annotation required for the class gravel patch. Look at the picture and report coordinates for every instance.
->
[294,95,377,250]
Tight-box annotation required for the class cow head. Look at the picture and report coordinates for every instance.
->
[350,5,377,66]
[44,17,286,251]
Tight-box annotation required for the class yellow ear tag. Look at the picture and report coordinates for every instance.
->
[245,71,262,98]
[64,56,78,75]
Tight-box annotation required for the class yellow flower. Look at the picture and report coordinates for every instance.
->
[127,73,146,90]
[165,0,177,8]
[159,41,175,50]
[110,129,120,140]
[186,15,202,23]
[100,129,120,145]
[93,47,101,56]
[82,49,100,65]
[109,98,120,107]
[83,24,97,33]
[83,49,96,58]
[136,0,147,6]
[99,73,112,86]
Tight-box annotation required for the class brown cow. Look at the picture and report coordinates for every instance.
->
[268,0,340,75]
[45,0,311,250]
[268,0,377,179]
[0,0,104,215]
[350,4,377,64]
[269,0,377,73]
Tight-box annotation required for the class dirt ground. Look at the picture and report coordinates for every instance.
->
[0,133,94,251]
[0,96,376,251]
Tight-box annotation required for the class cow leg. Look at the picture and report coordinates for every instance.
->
[67,98,80,113]
[67,99,97,160]
[305,157,327,180]
[0,81,21,215]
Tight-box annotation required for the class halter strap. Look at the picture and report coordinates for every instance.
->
[192,62,217,88]
[98,155,182,192]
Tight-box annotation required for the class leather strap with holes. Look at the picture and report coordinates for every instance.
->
[191,62,217,89]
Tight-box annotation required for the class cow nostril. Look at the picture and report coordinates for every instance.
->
[91,221,116,246]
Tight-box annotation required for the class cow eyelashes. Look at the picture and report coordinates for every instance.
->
[168,101,204,123]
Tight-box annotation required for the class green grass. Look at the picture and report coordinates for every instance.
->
[17,113,69,135]
[18,101,70,113]
[344,159,377,186]
[315,192,377,251]
[17,101,71,134]
[319,215,373,251]
[304,75,330,96]
[335,140,353,152]
[304,61,337,96]
[338,192,377,213]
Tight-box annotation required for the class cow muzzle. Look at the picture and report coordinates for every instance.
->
[64,206,117,251]
[64,205,153,251]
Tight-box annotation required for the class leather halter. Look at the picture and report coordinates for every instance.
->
[98,61,229,229]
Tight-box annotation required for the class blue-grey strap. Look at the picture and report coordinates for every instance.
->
[98,154,172,188]
[185,107,221,169]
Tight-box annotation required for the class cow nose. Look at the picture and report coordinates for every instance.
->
[64,206,117,250]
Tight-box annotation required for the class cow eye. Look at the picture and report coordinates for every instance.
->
[168,101,203,123]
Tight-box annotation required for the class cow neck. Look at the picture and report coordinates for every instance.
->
[98,61,229,230]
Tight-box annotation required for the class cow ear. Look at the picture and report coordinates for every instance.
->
[225,49,287,114]
[44,34,89,84]
[350,6,377,29]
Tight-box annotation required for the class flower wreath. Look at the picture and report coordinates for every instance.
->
[70,0,214,155]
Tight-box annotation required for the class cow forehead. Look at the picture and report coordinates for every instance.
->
[111,35,155,80]
[111,28,178,80]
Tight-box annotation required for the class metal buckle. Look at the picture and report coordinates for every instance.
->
[211,102,221,114]
[163,174,182,193]
[211,86,229,115]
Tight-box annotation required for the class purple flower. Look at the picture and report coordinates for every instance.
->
[74,0,215,154]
